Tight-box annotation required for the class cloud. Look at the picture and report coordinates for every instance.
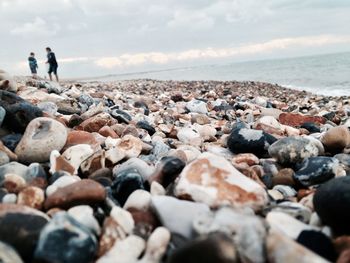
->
[10,17,60,37]
[92,34,350,68]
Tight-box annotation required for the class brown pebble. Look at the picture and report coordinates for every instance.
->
[17,186,45,210]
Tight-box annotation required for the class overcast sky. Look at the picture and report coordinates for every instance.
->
[1,0,350,78]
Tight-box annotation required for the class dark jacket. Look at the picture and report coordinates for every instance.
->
[28,57,38,69]
[47,52,58,66]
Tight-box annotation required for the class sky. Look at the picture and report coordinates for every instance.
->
[0,0,350,78]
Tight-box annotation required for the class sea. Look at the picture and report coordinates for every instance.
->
[96,52,350,97]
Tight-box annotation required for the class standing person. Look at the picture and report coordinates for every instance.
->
[28,52,38,79]
[45,47,59,82]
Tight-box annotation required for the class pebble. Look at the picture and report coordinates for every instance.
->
[151,195,210,238]
[321,125,350,153]
[45,179,106,210]
[186,99,208,114]
[68,205,101,235]
[34,212,97,263]
[15,117,68,163]
[314,176,350,235]
[269,137,320,165]
[294,156,345,187]
[175,152,268,211]
[17,186,45,209]
[0,241,24,263]
[227,127,277,156]
[0,90,42,133]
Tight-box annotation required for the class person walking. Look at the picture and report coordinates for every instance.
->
[45,47,59,82]
[28,52,38,79]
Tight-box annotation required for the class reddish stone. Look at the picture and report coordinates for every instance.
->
[99,126,119,138]
[98,217,120,257]
[78,113,116,133]
[127,208,160,238]
[64,130,99,150]
[255,123,284,137]
[337,249,350,263]
[17,186,45,210]
[279,113,326,127]
[44,179,106,210]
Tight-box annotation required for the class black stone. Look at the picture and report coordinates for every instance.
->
[34,212,97,263]
[300,122,320,133]
[111,168,146,206]
[296,230,336,262]
[1,134,22,151]
[68,114,84,128]
[0,205,49,262]
[156,156,186,188]
[0,90,43,133]
[136,121,156,136]
[227,127,277,156]
[110,109,132,124]
[167,233,237,263]
[314,176,350,235]
[294,157,339,187]
[322,112,336,121]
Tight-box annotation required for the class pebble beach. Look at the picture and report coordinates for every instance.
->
[1,70,350,262]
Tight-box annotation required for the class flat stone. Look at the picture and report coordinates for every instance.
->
[45,179,106,210]
[175,152,268,211]
[279,113,326,127]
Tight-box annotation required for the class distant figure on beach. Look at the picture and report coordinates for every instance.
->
[46,47,59,82]
[28,52,38,79]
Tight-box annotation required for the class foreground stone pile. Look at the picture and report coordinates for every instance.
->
[1,73,350,262]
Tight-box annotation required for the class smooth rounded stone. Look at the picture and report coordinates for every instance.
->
[268,137,320,165]
[0,241,24,263]
[260,107,282,119]
[46,175,81,196]
[231,153,259,170]
[255,96,268,107]
[167,232,237,263]
[98,206,135,257]
[334,153,350,167]
[0,70,17,92]
[111,168,146,206]
[266,211,316,240]
[61,144,96,174]
[78,93,94,107]
[151,195,210,238]
[193,207,266,263]
[273,185,297,198]
[136,120,156,136]
[313,176,350,235]
[0,90,43,133]
[321,125,350,153]
[1,133,22,152]
[2,193,17,204]
[124,189,152,211]
[150,156,185,188]
[68,205,101,236]
[191,113,210,125]
[0,204,49,261]
[64,130,99,149]
[45,179,106,210]
[268,201,312,224]
[175,152,268,211]
[255,115,282,130]
[0,106,5,127]
[227,127,277,156]
[300,122,321,133]
[114,157,155,180]
[99,126,118,138]
[38,81,63,94]
[296,230,336,262]
[79,112,116,132]
[37,101,58,115]
[267,230,329,263]
[116,135,143,159]
[56,99,81,115]
[151,181,166,196]
[0,162,28,184]
[186,99,208,114]
[177,127,203,147]
[0,150,9,165]
[17,186,44,209]
[110,108,132,124]
[294,156,345,187]
[89,168,113,180]
[26,163,47,188]
[34,212,97,263]
[15,117,68,163]
[272,168,295,186]
[279,112,326,127]
[68,113,83,127]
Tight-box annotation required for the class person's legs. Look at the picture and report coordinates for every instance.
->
[48,73,52,81]
[55,73,59,82]
[53,65,59,82]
